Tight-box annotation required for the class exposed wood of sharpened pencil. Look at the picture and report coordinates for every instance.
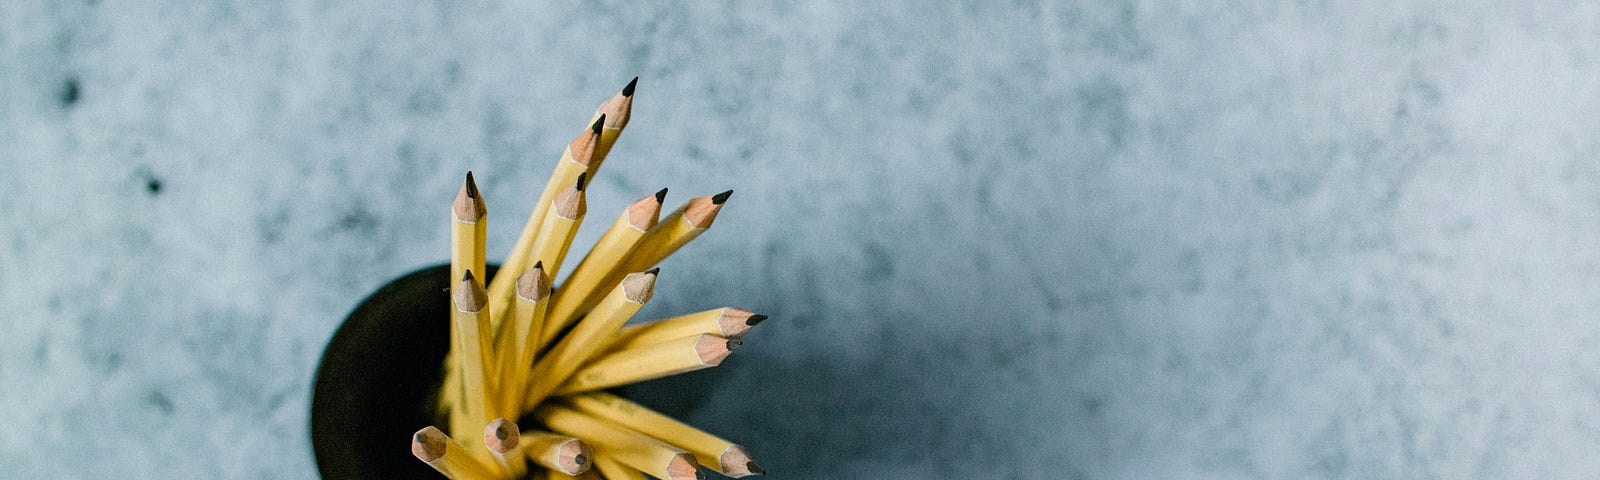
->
[496,262,549,414]
[485,418,525,477]
[488,117,603,329]
[443,172,488,432]
[525,174,589,301]
[567,392,764,477]
[536,404,703,480]
[607,307,763,352]
[550,192,727,331]
[452,271,495,433]
[524,270,657,410]
[556,333,733,395]
[412,426,498,480]
[592,455,648,480]
[589,76,636,170]
[541,188,665,348]
[519,430,594,475]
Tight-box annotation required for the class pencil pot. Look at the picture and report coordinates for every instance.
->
[311,263,499,480]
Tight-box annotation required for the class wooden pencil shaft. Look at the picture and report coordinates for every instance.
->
[592,455,648,480]
[413,426,498,480]
[519,431,593,475]
[543,192,661,349]
[535,404,701,480]
[609,307,758,351]
[556,334,729,395]
[488,122,599,332]
[452,273,496,428]
[566,392,752,475]
[525,272,655,409]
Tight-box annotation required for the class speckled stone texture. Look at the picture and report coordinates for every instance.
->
[4,1,1600,478]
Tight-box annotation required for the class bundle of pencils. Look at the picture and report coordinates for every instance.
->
[411,78,767,480]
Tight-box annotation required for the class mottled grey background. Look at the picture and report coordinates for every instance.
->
[4,1,1600,478]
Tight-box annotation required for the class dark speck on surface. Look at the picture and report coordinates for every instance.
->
[146,389,175,415]
[145,177,162,196]
[59,77,80,108]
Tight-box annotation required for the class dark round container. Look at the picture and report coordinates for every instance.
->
[310,263,498,480]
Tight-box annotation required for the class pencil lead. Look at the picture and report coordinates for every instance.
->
[645,267,660,275]
[746,461,765,475]
[464,171,479,198]
[533,261,543,269]
[591,114,605,135]
[655,187,669,203]
[726,337,743,351]
[712,190,733,204]
[576,172,588,191]
[573,453,588,465]
[462,270,476,283]
[746,314,769,326]
[622,76,638,97]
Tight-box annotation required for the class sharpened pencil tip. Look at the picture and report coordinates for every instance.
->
[592,114,605,135]
[576,172,588,191]
[747,461,765,475]
[727,337,743,351]
[533,260,543,269]
[746,314,769,326]
[573,453,588,465]
[712,190,733,204]
[655,187,669,203]
[645,267,660,275]
[622,76,638,97]
[464,171,478,197]
[462,270,475,283]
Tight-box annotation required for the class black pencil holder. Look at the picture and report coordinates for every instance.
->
[310,263,499,479]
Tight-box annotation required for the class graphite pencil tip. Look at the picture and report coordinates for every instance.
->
[655,187,669,203]
[747,461,765,475]
[746,314,769,326]
[453,172,487,221]
[591,114,606,135]
[712,190,734,204]
[622,76,638,97]
[645,267,660,275]
[576,172,588,191]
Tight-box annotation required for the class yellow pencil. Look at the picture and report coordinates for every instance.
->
[525,173,589,292]
[536,404,702,480]
[608,307,764,352]
[443,173,488,430]
[551,192,728,330]
[519,430,593,475]
[484,418,524,477]
[496,262,549,414]
[541,188,665,348]
[452,271,495,431]
[525,270,658,410]
[556,334,734,395]
[592,455,648,480]
[489,117,603,328]
[567,392,763,477]
[589,77,636,171]
[412,426,497,480]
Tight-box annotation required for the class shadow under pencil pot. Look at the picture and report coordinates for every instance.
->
[310,263,500,480]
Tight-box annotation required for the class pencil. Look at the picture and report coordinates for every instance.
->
[541,188,665,348]
[608,307,763,352]
[591,454,649,480]
[452,271,495,429]
[412,426,498,480]
[525,270,658,409]
[496,262,549,414]
[443,172,488,431]
[590,77,636,170]
[551,192,729,330]
[519,430,594,475]
[489,117,603,328]
[566,392,764,477]
[556,334,733,395]
[484,418,523,477]
[536,403,703,480]
[525,173,589,297]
